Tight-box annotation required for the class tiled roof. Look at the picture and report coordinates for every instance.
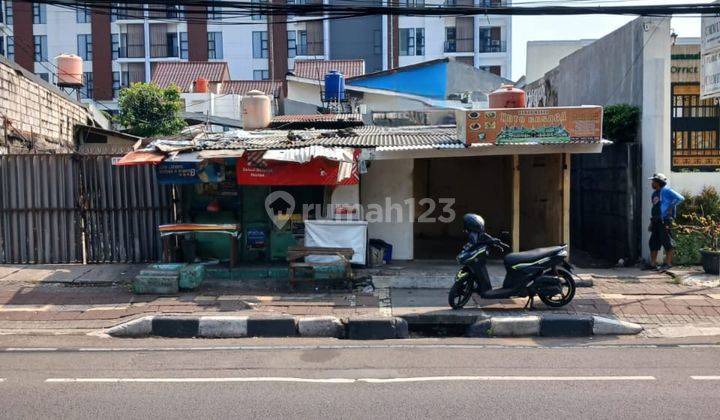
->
[222,80,283,97]
[293,60,365,80]
[269,114,364,130]
[151,62,230,91]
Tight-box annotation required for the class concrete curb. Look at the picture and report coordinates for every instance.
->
[106,314,641,339]
[466,315,642,337]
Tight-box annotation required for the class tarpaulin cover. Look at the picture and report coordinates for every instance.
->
[236,152,359,185]
[113,151,165,166]
[304,220,368,265]
[157,161,225,184]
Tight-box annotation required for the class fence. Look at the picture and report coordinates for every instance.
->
[0,154,172,264]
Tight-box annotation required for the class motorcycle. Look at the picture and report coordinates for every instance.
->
[448,214,576,310]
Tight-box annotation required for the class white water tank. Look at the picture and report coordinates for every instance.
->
[241,90,272,130]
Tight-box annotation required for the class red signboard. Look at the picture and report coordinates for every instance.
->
[236,155,358,186]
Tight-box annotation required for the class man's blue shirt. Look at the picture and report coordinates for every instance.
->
[655,186,685,220]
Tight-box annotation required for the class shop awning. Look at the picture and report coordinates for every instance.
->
[236,152,358,186]
[113,151,165,166]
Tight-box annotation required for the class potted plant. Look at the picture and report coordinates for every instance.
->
[678,214,720,275]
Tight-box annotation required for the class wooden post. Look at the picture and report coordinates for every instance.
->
[512,155,520,252]
[562,153,571,250]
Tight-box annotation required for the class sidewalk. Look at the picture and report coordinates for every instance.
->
[0,263,718,338]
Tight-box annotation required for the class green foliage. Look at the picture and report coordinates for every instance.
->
[676,187,720,253]
[115,83,186,137]
[673,232,705,265]
[603,104,640,143]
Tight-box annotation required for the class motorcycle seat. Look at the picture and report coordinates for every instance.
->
[504,246,565,267]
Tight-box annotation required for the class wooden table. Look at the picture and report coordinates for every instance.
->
[159,223,241,268]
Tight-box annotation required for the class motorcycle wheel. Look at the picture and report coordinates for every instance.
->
[448,270,474,310]
[538,268,576,308]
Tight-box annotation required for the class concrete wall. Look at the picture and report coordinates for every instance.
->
[524,17,674,261]
[361,159,414,260]
[1,57,89,153]
[329,1,383,73]
[525,40,595,84]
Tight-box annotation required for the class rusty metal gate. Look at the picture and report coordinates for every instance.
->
[0,154,172,264]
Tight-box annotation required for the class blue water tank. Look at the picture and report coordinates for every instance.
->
[324,71,345,102]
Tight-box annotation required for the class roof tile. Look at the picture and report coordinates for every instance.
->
[293,60,365,80]
[151,62,230,91]
[222,80,283,97]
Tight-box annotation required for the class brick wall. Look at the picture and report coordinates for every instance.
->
[0,59,89,153]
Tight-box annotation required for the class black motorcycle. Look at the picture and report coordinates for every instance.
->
[448,214,576,310]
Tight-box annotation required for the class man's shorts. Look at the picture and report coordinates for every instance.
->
[649,219,675,251]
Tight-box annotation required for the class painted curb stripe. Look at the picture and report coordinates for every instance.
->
[691,376,720,380]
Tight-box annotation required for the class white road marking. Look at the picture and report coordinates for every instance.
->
[46,377,355,384]
[45,375,655,384]
[691,376,720,380]
[358,376,656,383]
[0,378,5,382]
[5,348,58,352]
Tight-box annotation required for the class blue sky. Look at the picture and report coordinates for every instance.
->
[510,0,707,79]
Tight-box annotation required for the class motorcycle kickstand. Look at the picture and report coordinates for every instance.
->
[524,295,535,310]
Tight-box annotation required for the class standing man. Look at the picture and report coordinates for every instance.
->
[645,173,685,271]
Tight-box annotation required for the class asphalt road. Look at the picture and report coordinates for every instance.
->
[1,336,719,419]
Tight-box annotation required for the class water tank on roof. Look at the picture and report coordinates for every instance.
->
[55,54,83,87]
[489,84,526,109]
[242,90,272,130]
[324,71,345,102]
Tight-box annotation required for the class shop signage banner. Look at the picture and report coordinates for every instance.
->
[236,155,358,186]
[458,106,602,145]
[157,161,225,184]
[701,10,720,99]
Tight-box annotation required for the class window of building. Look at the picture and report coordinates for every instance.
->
[251,0,267,21]
[305,21,324,55]
[112,71,122,97]
[6,36,13,60]
[478,27,504,53]
[297,30,307,56]
[400,28,424,56]
[32,2,46,24]
[5,1,12,26]
[208,1,222,20]
[399,28,415,56]
[113,2,144,20]
[252,31,268,58]
[37,72,49,82]
[208,31,223,59]
[400,0,424,6]
[671,83,720,171]
[34,35,47,62]
[287,30,297,58]
[123,24,145,58]
[77,34,92,60]
[111,33,120,59]
[0,2,4,24]
[179,32,188,59]
[445,27,456,52]
[81,72,93,99]
[150,24,175,58]
[253,70,270,80]
[122,62,146,86]
[76,6,91,23]
[0,36,4,56]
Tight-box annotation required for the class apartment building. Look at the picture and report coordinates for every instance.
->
[0,1,511,107]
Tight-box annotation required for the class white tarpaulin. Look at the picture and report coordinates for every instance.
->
[304,220,368,265]
[262,146,354,163]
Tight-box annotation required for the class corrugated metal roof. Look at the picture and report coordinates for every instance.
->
[293,60,365,80]
[269,113,364,130]
[271,114,363,123]
[152,62,230,91]
[222,80,283,97]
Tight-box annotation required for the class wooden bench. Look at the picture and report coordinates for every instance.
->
[286,246,355,290]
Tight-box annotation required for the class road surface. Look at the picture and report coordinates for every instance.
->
[0,336,719,419]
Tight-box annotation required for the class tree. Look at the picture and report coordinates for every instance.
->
[116,83,186,137]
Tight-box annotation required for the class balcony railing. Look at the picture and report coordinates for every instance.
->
[478,40,506,53]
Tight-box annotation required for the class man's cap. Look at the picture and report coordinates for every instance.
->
[649,173,668,183]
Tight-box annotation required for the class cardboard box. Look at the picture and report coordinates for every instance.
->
[457,106,603,145]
